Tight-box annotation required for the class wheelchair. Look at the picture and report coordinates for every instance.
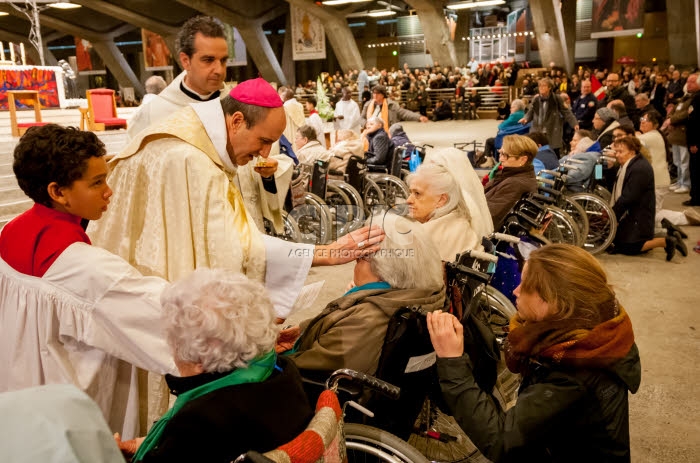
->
[558,155,618,255]
[236,369,427,463]
[287,160,334,244]
[344,155,408,218]
[365,147,411,215]
[297,248,519,463]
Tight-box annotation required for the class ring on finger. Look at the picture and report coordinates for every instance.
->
[358,240,366,249]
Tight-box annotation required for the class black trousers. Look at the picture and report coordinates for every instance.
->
[689,145,700,204]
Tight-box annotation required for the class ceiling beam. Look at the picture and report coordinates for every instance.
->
[70,0,178,37]
[0,4,109,42]
[107,23,137,40]
[255,4,289,26]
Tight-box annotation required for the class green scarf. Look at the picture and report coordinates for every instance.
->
[134,350,277,461]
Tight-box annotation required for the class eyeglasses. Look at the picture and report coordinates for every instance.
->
[499,150,521,160]
[639,117,649,123]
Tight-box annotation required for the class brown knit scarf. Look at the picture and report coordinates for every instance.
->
[504,302,634,375]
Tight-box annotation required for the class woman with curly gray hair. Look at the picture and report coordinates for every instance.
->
[127,269,312,463]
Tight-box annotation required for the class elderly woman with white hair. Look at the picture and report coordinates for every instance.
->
[422,147,494,242]
[288,213,445,376]
[407,162,481,261]
[127,269,313,463]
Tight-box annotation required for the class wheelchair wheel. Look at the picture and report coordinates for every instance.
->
[325,183,353,239]
[382,176,410,210]
[363,177,387,217]
[542,206,582,247]
[561,196,589,244]
[263,211,301,243]
[289,193,333,245]
[594,184,612,202]
[569,193,617,255]
[345,423,429,463]
[478,286,517,346]
[327,180,366,235]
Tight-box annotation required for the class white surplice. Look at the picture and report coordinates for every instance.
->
[0,242,176,439]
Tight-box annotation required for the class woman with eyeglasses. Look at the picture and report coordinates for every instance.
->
[483,134,538,229]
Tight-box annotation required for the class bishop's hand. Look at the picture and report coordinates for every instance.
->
[253,156,278,178]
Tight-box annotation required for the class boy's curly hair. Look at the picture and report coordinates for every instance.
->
[13,124,106,207]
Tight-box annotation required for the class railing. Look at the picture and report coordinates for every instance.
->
[294,86,512,119]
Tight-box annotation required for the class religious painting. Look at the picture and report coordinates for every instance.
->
[141,29,173,71]
[445,13,457,42]
[591,0,644,38]
[291,6,326,61]
[74,37,106,75]
[224,26,247,67]
[0,68,60,110]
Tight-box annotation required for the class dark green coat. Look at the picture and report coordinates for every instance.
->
[436,344,641,463]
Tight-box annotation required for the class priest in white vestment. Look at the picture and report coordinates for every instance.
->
[334,87,362,134]
[88,79,384,426]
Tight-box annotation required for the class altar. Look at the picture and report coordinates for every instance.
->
[0,65,67,110]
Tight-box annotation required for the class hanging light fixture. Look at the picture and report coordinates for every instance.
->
[48,1,81,9]
[447,0,505,10]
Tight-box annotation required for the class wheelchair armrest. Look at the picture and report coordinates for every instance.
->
[301,370,363,403]
[328,169,344,176]
[367,164,389,173]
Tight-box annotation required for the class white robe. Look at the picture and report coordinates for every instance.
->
[424,148,494,240]
[89,101,314,429]
[127,70,293,233]
[0,243,176,439]
[307,112,327,148]
[334,99,362,133]
[638,130,671,187]
[421,211,481,262]
[283,98,306,143]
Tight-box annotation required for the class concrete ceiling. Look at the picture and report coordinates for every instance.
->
[0,0,413,45]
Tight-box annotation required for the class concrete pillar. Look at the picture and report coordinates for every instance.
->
[529,0,574,73]
[281,13,296,86]
[237,24,287,85]
[666,0,698,66]
[285,0,364,72]
[404,0,458,68]
[91,40,145,97]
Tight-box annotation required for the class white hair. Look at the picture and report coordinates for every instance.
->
[161,269,278,373]
[368,116,384,128]
[367,213,444,290]
[408,163,470,221]
[145,75,167,95]
[511,99,525,111]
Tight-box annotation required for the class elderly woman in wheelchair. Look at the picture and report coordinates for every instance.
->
[407,148,495,261]
[286,213,445,376]
[123,269,312,463]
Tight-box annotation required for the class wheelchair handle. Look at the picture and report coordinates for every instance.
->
[566,158,585,164]
[326,369,401,400]
[491,232,521,244]
[466,249,499,263]
[537,177,556,186]
[540,169,563,178]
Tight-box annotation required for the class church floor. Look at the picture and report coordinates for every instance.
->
[289,119,700,463]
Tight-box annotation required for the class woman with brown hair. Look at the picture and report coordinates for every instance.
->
[483,134,538,228]
[427,243,641,463]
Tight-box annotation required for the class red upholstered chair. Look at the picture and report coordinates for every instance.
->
[86,89,127,131]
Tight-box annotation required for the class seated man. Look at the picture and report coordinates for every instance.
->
[287,213,446,375]
[362,116,394,170]
[123,269,313,463]
[0,125,176,439]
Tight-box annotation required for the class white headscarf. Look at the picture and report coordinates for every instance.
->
[424,148,494,239]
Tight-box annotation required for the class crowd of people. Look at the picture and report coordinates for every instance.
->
[0,13,696,463]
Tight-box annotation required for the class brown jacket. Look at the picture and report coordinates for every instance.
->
[328,138,364,175]
[288,286,446,375]
[484,165,538,229]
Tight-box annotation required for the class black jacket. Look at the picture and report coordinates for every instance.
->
[572,93,598,129]
[686,92,700,149]
[436,344,641,463]
[366,128,394,167]
[139,357,313,463]
[612,155,655,246]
